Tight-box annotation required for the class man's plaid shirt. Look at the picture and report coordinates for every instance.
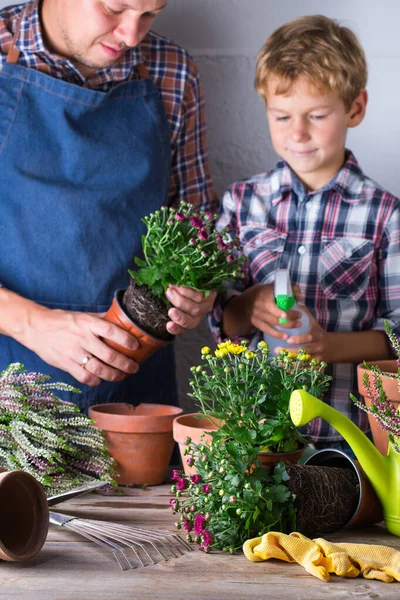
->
[0,0,217,211]
[209,151,400,442]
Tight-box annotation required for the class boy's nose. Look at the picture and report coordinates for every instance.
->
[290,120,311,142]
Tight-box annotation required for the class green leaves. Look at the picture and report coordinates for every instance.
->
[129,202,246,305]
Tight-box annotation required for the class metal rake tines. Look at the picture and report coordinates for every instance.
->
[49,512,192,570]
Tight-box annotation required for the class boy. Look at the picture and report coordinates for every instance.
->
[209,15,400,450]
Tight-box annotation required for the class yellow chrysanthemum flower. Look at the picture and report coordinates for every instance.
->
[201,346,211,355]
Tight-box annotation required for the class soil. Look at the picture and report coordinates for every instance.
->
[122,279,174,342]
[284,462,359,537]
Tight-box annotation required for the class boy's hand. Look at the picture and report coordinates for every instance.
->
[284,306,329,361]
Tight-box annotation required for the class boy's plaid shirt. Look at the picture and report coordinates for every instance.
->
[209,151,400,442]
[0,1,217,212]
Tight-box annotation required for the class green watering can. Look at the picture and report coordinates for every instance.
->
[289,389,400,536]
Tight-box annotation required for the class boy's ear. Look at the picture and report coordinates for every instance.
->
[347,89,368,128]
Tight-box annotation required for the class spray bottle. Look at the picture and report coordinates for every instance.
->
[263,269,310,356]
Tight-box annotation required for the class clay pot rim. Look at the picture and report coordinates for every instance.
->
[357,359,399,378]
[304,447,382,529]
[258,441,307,459]
[173,412,221,430]
[114,289,174,344]
[89,402,183,433]
[0,470,49,561]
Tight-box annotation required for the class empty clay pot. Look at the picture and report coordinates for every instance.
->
[89,403,183,485]
[173,413,221,476]
[304,448,383,529]
[0,468,49,562]
[103,289,173,365]
[357,360,400,456]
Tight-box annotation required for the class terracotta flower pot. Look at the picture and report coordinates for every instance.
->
[304,448,383,529]
[258,444,306,468]
[89,403,183,486]
[173,413,221,476]
[103,289,173,365]
[357,360,400,456]
[0,468,49,562]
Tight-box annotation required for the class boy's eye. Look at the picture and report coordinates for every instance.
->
[276,116,289,122]
[311,115,326,120]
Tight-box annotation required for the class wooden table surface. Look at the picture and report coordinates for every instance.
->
[1,483,399,600]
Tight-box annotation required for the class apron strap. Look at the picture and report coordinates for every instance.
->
[6,10,25,65]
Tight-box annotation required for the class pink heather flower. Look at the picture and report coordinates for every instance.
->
[190,474,202,484]
[171,469,180,481]
[193,514,206,535]
[202,530,213,548]
[229,495,236,503]
[176,478,187,491]
[175,212,185,221]
[198,229,208,241]
[191,216,204,229]
[183,518,192,533]
[226,254,235,263]
[186,457,195,467]
[189,238,196,246]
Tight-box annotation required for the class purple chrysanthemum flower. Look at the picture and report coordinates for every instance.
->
[198,229,208,241]
[190,474,202,484]
[169,498,178,511]
[167,219,174,226]
[175,212,185,221]
[193,514,205,535]
[204,212,214,222]
[226,254,235,263]
[171,469,180,481]
[202,530,213,548]
[183,518,192,533]
[186,457,195,467]
[189,238,197,246]
[176,477,187,491]
[191,216,204,229]
[217,241,228,251]
[202,483,211,494]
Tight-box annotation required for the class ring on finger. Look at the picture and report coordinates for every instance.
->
[80,353,94,369]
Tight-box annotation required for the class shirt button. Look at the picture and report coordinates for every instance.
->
[298,245,307,255]
[254,238,261,246]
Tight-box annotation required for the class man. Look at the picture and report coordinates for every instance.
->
[0,0,217,410]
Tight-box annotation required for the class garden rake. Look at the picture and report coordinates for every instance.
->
[49,511,192,570]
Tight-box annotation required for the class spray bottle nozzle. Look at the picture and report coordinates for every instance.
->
[274,269,296,324]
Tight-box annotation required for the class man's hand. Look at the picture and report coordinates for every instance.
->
[17,304,140,386]
[165,285,217,335]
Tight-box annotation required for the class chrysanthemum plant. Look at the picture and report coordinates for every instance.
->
[170,340,332,552]
[129,201,246,300]
[351,320,400,453]
[0,363,115,495]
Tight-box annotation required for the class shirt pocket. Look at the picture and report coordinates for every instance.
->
[318,236,374,300]
[241,226,287,283]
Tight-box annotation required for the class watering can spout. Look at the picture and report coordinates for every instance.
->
[289,389,388,495]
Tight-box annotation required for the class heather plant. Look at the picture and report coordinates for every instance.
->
[351,320,400,454]
[129,201,246,303]
[0,363,115,495]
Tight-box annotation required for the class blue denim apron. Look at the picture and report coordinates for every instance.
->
[0,12,177,412]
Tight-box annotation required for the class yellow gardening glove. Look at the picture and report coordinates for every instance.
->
[243,532,400,583]
[243,531,331,582]
[314,538,400,583]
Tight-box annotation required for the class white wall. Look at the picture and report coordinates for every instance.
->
[2,0,400,409]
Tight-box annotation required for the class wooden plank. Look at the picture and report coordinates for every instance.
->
[0,484,398,600]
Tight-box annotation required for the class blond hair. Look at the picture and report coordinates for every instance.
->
[255,15,367,110]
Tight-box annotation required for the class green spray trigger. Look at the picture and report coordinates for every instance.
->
[275,269,295,324]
